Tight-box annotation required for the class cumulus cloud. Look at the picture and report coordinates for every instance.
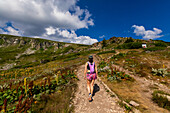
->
[132,25,163,39]
[43,27,98,45]
[0,0,93,30]
[0,0,97,45]
[6,27,21,36]
[0,23,21,36]
[45,26,56,35]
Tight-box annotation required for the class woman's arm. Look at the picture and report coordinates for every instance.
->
[84,63,87,79]
[95,63,98,77]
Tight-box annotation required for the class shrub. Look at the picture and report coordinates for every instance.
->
[118,101,132,111]
[102,38,107,48]
[131,42,142,49]
[62,46,74,53]
[117,42,142,49]
[97,50,116,55]
[152,68,168,77]
[154,42,167,47]
[0,39,4,45]
[63,56,78,62]
[144,47,166,51]
[124,37,134,43]
[111,53,126,59]
[98,61,107,68]
[152,91,170,111]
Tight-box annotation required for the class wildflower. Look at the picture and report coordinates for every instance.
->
[163,64,165,68]
[57,90,62,93]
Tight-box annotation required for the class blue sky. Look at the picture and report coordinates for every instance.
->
[0,0,169,44]
[76,0,170,42]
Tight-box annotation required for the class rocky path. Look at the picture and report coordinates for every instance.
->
[73,56,124,113]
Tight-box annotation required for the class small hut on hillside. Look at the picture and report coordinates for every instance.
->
[142,43,147,48]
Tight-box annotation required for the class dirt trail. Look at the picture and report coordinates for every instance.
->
[73,56,124,113]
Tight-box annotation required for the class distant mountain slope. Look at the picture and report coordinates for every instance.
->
[0,34,90,70]
[92,36,169,49]
[0,34,88,49]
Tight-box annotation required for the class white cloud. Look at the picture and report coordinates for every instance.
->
[99,35,105,39]
[132,25,163,39]
[43,27,98,45]
[0,26,21,36]
[7,27,20,36]
[0,0,96,45]
[45,26,56,35]
[0,0,93,31]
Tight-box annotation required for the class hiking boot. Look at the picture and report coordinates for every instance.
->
[88,96,92,101]
[88,93,92,101]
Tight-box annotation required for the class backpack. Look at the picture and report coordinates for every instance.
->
[88,62,95,74]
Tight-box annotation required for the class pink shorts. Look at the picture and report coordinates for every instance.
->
[86,73,97,81]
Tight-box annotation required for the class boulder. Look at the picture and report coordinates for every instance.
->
[19,39,26,45]
[129,101,139,107]
[103,66,110,70]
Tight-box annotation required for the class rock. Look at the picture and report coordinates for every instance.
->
[64,44,71,47]
[157,94,170,101]
[0,63,16,70]
[14,38,20,44]
[32,60,37,63]
[144,78,148,81]
[110,109,113,112]
[145,51,150,53]
[103,66,110,70]
[19,40,26,46]
[129,101,139,107]
[69,104,72,108]
[133,108,141,113]
[24,48,36,55]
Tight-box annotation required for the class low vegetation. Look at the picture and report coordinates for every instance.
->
[116,42,142,49]
[0,34,169,112]
[0,68,78,112]
[152,68,168,77]
[118,101,132,112]
[98,61,134,82]
[97,50,116,55]
[152,90,170,111]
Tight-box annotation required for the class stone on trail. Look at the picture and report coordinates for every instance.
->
[129,101,139,107]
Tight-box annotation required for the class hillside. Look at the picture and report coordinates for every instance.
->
[0,34,169,113]
[93,37,170,112]
[0,34,91,70]
[92,36,170,49]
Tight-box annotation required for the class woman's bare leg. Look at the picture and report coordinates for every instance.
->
[91,79,95,95]
[87,80,92,100]
[87,80,91,94]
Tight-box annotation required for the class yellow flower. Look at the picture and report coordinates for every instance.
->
[57,90,62,93]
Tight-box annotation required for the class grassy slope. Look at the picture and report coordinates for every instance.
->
[97,48,170,112]
[0,34,97,112]
[0,34,89,69]
[0,34,169,112]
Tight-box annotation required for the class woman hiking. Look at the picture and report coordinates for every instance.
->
[84,55,98,101]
